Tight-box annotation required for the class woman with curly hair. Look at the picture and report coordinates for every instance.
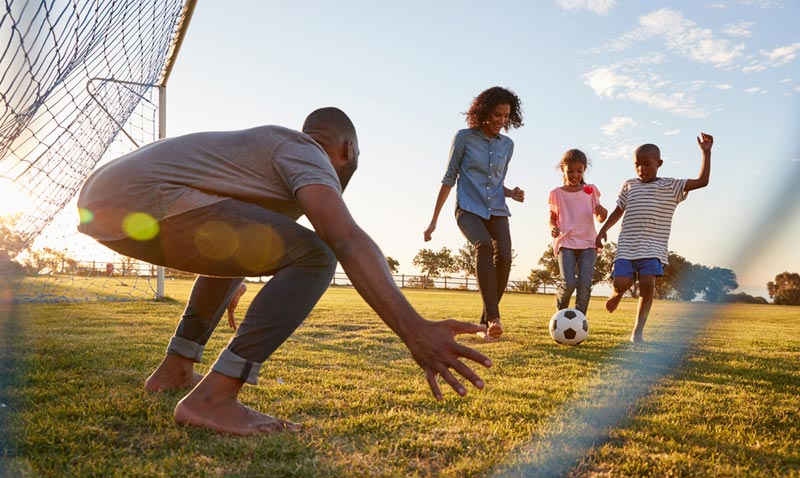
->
[423,86,525,342]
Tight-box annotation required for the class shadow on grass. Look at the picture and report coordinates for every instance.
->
[0,287,28,474]
[491,310,710,478]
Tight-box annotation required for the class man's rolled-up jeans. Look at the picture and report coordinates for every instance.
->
[97,199,337,384]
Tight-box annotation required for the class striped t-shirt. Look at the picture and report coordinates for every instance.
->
[614,177,688,265]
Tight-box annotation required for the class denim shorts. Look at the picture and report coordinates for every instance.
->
[611,258,664,278]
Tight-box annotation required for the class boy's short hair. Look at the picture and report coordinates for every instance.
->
[635,143,660,159]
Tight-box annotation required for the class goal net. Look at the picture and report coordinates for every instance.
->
[1,0,197,302]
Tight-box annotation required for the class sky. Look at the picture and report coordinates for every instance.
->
[68,0,800,297]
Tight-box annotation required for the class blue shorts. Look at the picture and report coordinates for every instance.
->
[611,258,664,279]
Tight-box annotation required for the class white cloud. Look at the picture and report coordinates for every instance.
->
[555,0,616,15]
[602,116,638,136]
[795,85,800,93]
[583,65,707,118]
[742,42,800,72]
[723,21,754,38]
[591,140,637,162]
[664,129,681,136]
[709,2,727,8]
[763,42,800,66]
[716,83,733,90]
[779,78,792,84]
[738,0,780,8]
[744,86,766,94]
[599,8,744,68]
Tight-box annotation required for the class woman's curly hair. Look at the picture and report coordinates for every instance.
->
[464,86,524,131]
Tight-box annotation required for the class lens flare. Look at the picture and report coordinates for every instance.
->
[194,220,239,260]
[121,212,159,241]
[234,223,285,274]
[78,208,94,224]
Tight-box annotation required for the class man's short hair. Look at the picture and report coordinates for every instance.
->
[302,107,356,142]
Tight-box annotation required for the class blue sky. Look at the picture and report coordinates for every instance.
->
[162,0,799,297]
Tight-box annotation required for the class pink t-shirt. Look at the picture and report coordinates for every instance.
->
[548,185,601,254]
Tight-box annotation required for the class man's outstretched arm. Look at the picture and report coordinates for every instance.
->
[296,184,492,400]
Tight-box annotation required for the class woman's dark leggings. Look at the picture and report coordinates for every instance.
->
[455,208,512,325]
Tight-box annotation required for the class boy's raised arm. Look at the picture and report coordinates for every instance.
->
[686,132,713,192]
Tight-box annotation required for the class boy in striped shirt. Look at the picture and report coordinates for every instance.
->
[595,133,713,343]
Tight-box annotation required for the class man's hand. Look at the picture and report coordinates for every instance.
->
[226,283,247,330]
[404,319,493,400]
[697,132,713,152]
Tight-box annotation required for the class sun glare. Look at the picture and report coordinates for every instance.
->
[0,179,31,217]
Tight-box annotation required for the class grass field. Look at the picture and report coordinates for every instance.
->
[1,280,798,477]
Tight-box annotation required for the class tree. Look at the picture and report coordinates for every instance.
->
[526,268,553,294]
[697,266,738,303]
[537,244,560,282]
[656,252,702,300]
[0,213,27,258]
[412,247,457,287]
[593,242,616,286]
[386,256,399,274]
[767,272,800,305]
[24,247,77,274]
[455,242,476,277]
[722,292,768,305]
[454,241,517,278]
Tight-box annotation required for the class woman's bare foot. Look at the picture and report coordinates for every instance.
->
[174,372,301,435]
[145,354,203,392]
[487,318,503,338]
[476,331,498,342]
[605,291,623,313]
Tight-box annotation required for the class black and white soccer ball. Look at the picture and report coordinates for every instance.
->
[549,308,589,346]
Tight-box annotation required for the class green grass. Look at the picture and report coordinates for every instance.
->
[1,282,798,477]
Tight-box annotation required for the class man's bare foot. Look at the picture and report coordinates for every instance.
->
[174,372,301,435]
[174,396,299,436]
[145,354,202,392]
[605,292,623,313]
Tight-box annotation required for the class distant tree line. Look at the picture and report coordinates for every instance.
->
[396,238,799,305]
[1,214,798,305]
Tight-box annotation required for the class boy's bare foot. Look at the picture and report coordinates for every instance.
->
[605,292,623,313]
[145,354,203,392]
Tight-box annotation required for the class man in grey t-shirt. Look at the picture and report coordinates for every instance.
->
[77,107,493,435]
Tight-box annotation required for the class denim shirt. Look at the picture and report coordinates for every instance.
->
[441,128,514,219]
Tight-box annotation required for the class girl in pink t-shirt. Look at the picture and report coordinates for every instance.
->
[548,149,608,315]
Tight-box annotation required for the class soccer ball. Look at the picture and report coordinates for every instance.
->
[549,308,589,346]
